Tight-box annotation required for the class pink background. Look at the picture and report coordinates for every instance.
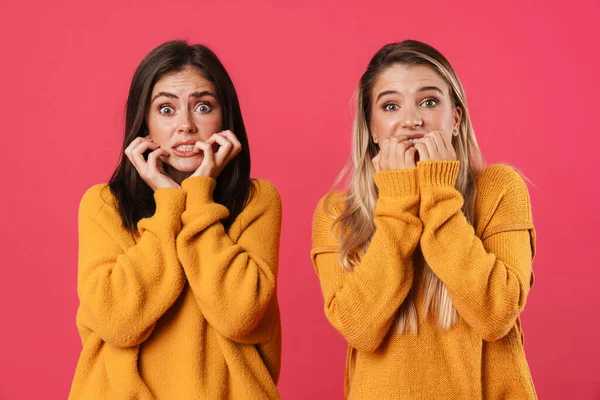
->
[1,0,599,399]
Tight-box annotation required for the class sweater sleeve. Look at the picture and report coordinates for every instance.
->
[77,185,187,348]
[310,169,422,352]
[417,161,536,341]
[176,177,281,344]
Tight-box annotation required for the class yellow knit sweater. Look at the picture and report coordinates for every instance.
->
[311,161,537,400]
[69,177,282,399]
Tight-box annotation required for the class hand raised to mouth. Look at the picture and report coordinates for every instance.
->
[190,130,242,179]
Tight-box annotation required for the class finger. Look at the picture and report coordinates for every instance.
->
[396,141,413,169]
[439,130,454,152]
[404,146,417,169]
[202,145,216,175]
[197,140,220,158]
[372,153,381,173]
[124,136,146,158]
[195,141,210,151]
[428,131,446,155]
[143,148,166,190]
[131,140,159,170]
[421,136,438,160]
[130,136,158,154]
[156,156,169,175]
[203,136,220,154]
[158,151,170,164]
[388,136,399,170]
[131,139,160,156]
[379,138,390,171]
[210,133,233,165]
[220,130,242,159]
[205,135,216,144]
[195,141,216,176]
[218,130,240,144]
[146,148,169,175]
[415,142,430,161]
[437,130,456,160]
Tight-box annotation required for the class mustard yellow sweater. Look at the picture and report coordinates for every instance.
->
[70,177,282,399]
[311,161,537,400]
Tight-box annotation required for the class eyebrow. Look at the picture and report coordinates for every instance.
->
[151,90,217,103]
[418,86,444,95]
[375,86,445,102]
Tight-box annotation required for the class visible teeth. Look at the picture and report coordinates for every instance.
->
[175,145,195,152]
[409,138,420,144]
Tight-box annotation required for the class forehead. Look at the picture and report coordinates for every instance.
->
[152,67,214,94]
[372,64,448,96]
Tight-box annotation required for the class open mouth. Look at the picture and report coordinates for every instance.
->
[171,142,199,158]
[173,144,196,152]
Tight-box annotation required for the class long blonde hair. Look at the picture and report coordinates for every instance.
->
[329,40,485,334]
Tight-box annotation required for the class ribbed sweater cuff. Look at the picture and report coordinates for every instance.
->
[417,160,459,187]
[374,169,419,197]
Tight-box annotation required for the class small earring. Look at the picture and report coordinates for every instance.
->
[452,127,459,136]
[372,136,379,144]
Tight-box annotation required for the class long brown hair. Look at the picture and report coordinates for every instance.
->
[331,40,485,333]
[108,40,252,233]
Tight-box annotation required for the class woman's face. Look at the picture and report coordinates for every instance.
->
[146,66,223,177]
[370,64,460,147]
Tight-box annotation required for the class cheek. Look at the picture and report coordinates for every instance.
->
[425,110,455,133]
[371,111,400,138]
[196,114,224,140]
[147,117,173,145]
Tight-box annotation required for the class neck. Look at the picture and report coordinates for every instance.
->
[165,165,193,185]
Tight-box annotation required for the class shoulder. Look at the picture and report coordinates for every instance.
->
[314,191,347,220]
[475,164,533,237]
[226,179,282,236]
[248,179,282,210]
[476,164,529,195]
[78,184,128,238]
[250,179,281,204]
[238,179,282,225]
[79,184,116,218]
[476,164,531,210]
[312,191,347,249]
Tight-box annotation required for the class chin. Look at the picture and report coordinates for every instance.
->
[169,158,202,173]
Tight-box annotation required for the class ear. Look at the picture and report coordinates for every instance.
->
[452,106,463,136]
[370,126,379,144]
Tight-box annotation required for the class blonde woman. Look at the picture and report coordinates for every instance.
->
[311,40,537,399]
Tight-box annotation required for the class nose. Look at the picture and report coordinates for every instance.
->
[177,110,198,134]
[401,105,423,130]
